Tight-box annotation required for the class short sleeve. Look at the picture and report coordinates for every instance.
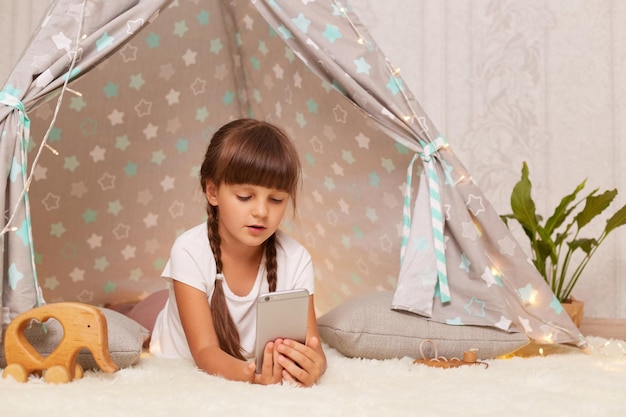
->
[162,224,215,294]
[275,230,315,295]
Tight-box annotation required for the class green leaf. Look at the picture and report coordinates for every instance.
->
[536,225,556,261]
[510,162,537,235]
[501,162,626,302]
[605,204,626,234]
[575,189,616,229]
[553,231,570,248]
[544,180,586,235]
[534,238,555,276]
[568,238,598,256]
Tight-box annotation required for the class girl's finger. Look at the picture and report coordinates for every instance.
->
[281,369,302,387]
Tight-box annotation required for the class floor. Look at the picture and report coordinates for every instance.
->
[580,318,626,341]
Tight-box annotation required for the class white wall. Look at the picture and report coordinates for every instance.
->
[1,0,624,319]
[351,0,626,319]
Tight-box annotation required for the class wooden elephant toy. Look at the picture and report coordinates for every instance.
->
[2,302,119,383]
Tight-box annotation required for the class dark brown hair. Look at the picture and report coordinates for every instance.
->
[200,118,301,359]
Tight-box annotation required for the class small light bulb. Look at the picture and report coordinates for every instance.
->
[66,88,83,97]
[45,143,59,155]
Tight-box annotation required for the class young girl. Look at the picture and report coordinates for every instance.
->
[149,118,326,386]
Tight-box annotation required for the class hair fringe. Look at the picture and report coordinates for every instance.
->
[200,119,299,360]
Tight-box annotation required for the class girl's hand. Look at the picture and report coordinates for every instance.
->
[247,341,284,385]
[275,336,326,387]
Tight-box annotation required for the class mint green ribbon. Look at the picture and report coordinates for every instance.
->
[0,92,31,130]
[401,135,450,304]
[400,135,451,303]
[400,153,419,263]
[1,90,44,307]
[418,135,450,303]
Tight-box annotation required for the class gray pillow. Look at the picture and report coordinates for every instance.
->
[318,291,529,360]
[1,307,149,370]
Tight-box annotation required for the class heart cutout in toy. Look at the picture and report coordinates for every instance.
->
[22,318,66,358]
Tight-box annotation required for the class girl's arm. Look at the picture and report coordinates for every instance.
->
[173,280,283,384]
[276,295,327,387]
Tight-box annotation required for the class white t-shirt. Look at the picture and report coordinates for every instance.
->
[149,223,314,359]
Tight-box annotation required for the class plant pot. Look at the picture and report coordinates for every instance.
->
[562,298,584,328]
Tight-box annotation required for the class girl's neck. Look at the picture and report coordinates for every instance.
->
[219,234,264,263]
[219,239,264,297]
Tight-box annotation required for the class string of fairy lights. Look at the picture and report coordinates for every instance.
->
[332,0,433,141]
[1,0,88,238]
[596,339,626,357]
[2,0,622,354]
[330,0,598,349]
[0,0,87,311]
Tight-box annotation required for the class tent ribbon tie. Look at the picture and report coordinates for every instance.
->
[0,91,31,130]
[400,153,419,263]
[0,91,42,308]
[414,135,450,303]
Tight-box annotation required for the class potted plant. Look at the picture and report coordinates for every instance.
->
[500,162,626,326]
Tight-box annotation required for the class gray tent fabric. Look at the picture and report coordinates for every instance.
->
[0,0,586,349]
[0,0,168,324]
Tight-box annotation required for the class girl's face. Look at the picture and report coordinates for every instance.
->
[206,182,289,249]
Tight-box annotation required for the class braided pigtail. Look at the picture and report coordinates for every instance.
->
[264,234,278,292]
[197,118,302,361]
[207,205,245,360]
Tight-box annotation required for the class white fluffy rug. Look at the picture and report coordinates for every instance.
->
[1,337,625,417]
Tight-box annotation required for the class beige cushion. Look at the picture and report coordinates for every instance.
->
[318,291,529,360]
[1,307,149,369]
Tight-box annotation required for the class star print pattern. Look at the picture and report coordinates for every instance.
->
[0,0,581,346]
[21,1,413,312]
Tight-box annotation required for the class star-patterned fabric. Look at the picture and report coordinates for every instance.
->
[0,0,585,348]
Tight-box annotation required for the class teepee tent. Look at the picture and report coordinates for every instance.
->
[0,0,586,348]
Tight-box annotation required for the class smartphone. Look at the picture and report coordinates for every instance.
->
[254,288,309,373]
